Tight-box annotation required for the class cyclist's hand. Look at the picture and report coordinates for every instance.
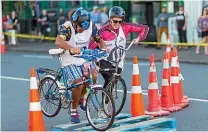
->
[70,48,81,54]
[102,46,110,53]
[133,38,140,44]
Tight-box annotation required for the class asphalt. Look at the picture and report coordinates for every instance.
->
[1,51,208,131]
[5,41,208,65]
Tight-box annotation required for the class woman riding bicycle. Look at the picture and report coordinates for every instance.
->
[55,7,108,123]
[89,6,149,89]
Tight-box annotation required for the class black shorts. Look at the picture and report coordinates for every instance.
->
[202,31,208,38]
[97,59,122,81]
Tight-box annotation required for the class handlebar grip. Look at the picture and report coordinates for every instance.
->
[68,50,81,56]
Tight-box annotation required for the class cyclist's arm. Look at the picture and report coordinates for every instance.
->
[91,22,107,49]
[123,22,149,41]
[55,22,74,50]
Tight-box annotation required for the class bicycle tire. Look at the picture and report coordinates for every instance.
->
[106,77,127,116]
[38,76,61,117]
[86,87,115,131]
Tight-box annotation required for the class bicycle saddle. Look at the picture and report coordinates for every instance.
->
[49,48,64,55]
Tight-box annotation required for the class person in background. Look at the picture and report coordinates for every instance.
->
[57,8,66,31]
[157,6,169,49]
[90,6,101,29]
[196,7,208,55]
[31,4,37,31]
[10,11,18,45]
[67,8,76,21]
[176,2,188,49]
[11,11,18,31]
[37,9,49,36]
[5,14,14,45]
[100,6,108,26]
[2,15,8,31]
[4,14,13,31]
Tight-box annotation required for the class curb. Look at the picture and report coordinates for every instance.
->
[7,48,208,65]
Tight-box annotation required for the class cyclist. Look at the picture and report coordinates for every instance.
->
[55,7,108,123]
[89,6,149,89]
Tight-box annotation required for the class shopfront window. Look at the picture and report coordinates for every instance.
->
[49,1,58,8]
[71,1,80,6]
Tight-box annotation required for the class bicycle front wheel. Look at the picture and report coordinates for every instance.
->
[106,77,127,116]
[86,87,115,131]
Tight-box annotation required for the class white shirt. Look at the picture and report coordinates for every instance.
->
[60,21,93,67]
[104,26,126,68]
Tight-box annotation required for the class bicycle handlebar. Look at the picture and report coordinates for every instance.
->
[71,48,108,62]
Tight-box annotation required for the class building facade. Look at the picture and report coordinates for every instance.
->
[2,1,205,42]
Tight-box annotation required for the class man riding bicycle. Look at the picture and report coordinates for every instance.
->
[89,6,149,89]
[55,7,108,123]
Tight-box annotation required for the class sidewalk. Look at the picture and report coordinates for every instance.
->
[6,41,208,65]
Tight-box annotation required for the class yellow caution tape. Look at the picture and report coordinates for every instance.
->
[4,32,56,41]
[140,42,208,47]
[3,32,208,46]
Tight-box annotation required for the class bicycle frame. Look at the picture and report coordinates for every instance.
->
[36,52,104,110]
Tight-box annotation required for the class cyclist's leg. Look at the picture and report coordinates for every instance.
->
[98,59,114,88]
[71,78,84,109]
[79,63,98,111]
[81,62,98,97]
[117,67,122,74]
[64,64,85,123]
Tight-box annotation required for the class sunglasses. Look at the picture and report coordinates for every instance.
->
[112,19,123,24]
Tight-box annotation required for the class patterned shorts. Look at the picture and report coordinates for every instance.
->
[63,63,97,84]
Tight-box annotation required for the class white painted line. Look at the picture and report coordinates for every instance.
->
[125,62,161,66]
[188,98,208,103]
[1,75,208,103]
[0,76,30,81]
[23,54,53,59]
[118,90,208,103]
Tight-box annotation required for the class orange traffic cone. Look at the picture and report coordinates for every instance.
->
[1,33,6,53]
[166,37,171,63]
[170,50,187,108]
[131,56,145,117]
[145,54,170,117]
[29,68,45,131]
[161,52,182,112]
[173,48,189,105]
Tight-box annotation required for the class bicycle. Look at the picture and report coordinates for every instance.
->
[36,48,115,131]
[97,29,135,116]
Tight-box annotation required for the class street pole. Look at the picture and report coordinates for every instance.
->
[0,0,2,39]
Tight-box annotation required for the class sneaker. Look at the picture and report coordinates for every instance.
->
[79,98,86,112]
[71,111,80,123]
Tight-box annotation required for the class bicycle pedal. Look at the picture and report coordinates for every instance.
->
[61,96,71,109]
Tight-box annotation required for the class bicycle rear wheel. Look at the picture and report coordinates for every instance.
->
[39,76,61,117]
[86,87,115,131]
[106,77,127,116]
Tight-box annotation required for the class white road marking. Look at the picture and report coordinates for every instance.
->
[1,76,30,81]
[23,54,53,59]
[125,62,161,66]
[1,75,208,103]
